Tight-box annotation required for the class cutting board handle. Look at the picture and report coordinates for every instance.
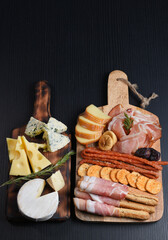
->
[107,70,129,108]
[33,81,51,122]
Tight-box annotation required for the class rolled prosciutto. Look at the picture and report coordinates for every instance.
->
[74,198,150,220]
[74,198,120,217]
[74,187,120,206]
[78,176,129,200]
[74,187,155,213]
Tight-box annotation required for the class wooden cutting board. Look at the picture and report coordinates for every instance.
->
[6,81,71,222]
[75,70,163,223]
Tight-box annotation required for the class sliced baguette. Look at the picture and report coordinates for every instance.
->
[84,104,111,124]
[75,135,101,145]
[75,124,102,139]
[78,115,105,131]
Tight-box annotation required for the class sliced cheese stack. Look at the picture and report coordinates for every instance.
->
[85,104,111,124]
[7,136,50,176]
[75,104,111,145]
[78,116,105,131]
[17,179,59,221]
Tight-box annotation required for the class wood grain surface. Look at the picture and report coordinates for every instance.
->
[6,81,71,221]
[75,70,163,222]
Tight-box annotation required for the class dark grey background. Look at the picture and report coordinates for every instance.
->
[0,0,168,239]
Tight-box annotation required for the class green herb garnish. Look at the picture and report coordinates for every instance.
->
[0,150,75,187]
[123,113,133,134]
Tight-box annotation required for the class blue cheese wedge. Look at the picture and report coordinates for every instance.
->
[46,117,67,133]
[25,117,46,137]
[43,129,70,152]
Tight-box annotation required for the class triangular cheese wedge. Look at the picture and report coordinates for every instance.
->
[6,138,17,162]
[9,136,31,176]
[47,170,65,191]
[22,136,51,173]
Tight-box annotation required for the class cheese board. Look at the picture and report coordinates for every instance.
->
[75,70,163,222]
[6,81,71,221]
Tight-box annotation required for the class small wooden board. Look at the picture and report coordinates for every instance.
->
[75,70,163,223]
[6,81,71,221]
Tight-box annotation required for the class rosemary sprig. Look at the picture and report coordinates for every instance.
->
[123,113,133,134]
[0,150,75,187]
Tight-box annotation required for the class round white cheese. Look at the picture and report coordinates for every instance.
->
[17,178,59,221]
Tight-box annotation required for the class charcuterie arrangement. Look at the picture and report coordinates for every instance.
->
[75,70,167,222]
[2,81,75,222]
[1,70,166,223]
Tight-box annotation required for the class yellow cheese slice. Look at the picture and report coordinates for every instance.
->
[7,138,47,162]
[9,136,31,176]
[30,142,47,150]
[6,138,17,162]
[47,170,65,191]
[22,136,51,173]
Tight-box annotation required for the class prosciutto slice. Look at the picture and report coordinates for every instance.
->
[78,176,128,200]
[74,198,120,217]
[74,187,120,207]
[108,104,161,154]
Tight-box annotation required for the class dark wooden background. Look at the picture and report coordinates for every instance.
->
[0,0,168,239]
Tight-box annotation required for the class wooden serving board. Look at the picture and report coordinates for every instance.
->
[75,70,163,223]
[7,81,71,222]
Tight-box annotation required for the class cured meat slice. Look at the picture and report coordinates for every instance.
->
[108,105,161,154]
[74,198,120,216]
[108,104,124,118]
[78,176,128,200]
[74,187,120,206]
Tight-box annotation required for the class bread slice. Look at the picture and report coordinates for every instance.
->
[84,104,111,124]
[78,115,105,131]
[75,135,101,145]
[75,124,102,139]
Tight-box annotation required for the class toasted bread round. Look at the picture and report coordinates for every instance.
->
[87,165,102,178]
[116,169,130,185]
[146,179,162,195]
[136,176,149,191]
[110,169,120,182]
[126,172,141,188]
[100,167,113,180]
[78,163,90,177]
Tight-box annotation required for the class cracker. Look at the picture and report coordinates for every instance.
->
[100,167,112,180]
[126,172,141,188]
[136,176,149,191]
[87,165,102,178]
[78,163,90,177]
[116,169,130,185]
[146,179,162,195]
[110,169,120,182]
